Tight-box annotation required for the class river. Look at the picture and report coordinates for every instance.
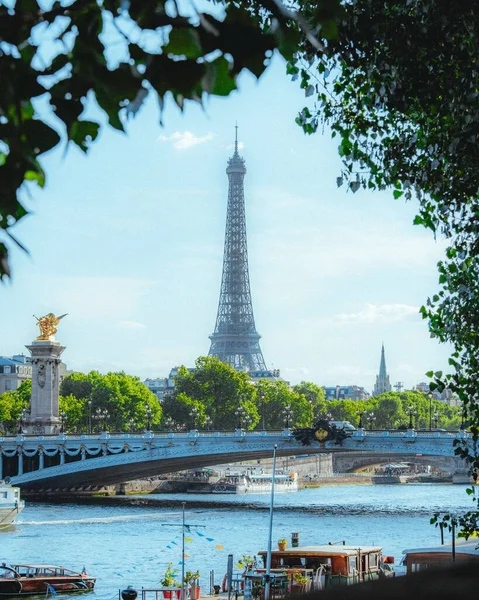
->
[1,484,472,599]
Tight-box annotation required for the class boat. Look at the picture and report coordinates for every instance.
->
[212,470,298,494]
[253,543,394,592]
[0,481,25,528]
[0,564,95,598]
[402,538,479,574]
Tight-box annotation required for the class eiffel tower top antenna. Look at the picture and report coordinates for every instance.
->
[235,122,238,154]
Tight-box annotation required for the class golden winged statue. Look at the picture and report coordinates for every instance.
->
[33,313,68,341]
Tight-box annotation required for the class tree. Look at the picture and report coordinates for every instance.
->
[60,370,161,431]
[171,356,258,429]
[0,379,31,432]
[283,0,479,532]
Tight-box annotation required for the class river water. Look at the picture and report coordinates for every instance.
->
[1,484,473,600]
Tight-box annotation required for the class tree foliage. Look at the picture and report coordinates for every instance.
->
[287,0,479,531]
[59,370,161,431]
[0,379,31,431]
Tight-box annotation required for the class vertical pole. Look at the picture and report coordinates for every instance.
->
[440,522,444,546]
[264,445,278,600]
[429,393,432,431]
[451,520,456,562]
[181,502,186,600]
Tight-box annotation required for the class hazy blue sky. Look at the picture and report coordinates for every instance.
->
[3,54,451,391]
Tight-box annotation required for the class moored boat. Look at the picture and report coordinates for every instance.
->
[212,470,298,494]
[402,538,479,574]
[252,543,394,593]
[0,564,95,598]
[0,481,24,528]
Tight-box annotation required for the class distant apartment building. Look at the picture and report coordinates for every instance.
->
[415,381,459,406]
[0,353,67,395]
[372,344,392,396]
[323,385,370,401]
[0,354,33,394]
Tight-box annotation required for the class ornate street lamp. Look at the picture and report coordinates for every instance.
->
[128,417,136,433]
[366,412,376,430]
[189,406,199,430]
[164,417,175,431]
[356,410,364,429]
[94,407,109,432]
[282,405,293,429]
[145,402,152,431]
[18,408,27,434]
[235,406,246,429]
[428,392,433,430]
[87,398,92,434]
[243,414,253,431]
[60,410,67,433]
[260,392,265,430]
[204,415,212,431]
[433,411,439,429]
[407,405,417,429]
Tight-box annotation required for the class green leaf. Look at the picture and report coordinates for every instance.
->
[166,28,202,59]
[393,190,403,199]
[24,169,45,187]
[69,120,100,153]
[204,57,236,97]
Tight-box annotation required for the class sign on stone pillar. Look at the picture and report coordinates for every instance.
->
[25,313,68,435]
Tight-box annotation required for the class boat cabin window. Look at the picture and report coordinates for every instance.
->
[349,557,358,573]
[369,553,379,569]
[361,555,367,573]
[0,492,7,499]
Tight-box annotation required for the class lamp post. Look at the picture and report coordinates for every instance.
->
[261,392,265,430]
[189,406,199,430]
[427,392,432,431]
[87,398,92,434]
[204,415,212,431]
[60,410,67,433]
[145,402,152,431]
[366,412,376,431]
[243,414,253,431]
[128,417,136,433]
[407,405,417,429]
[356,410,364,429]
[433,411,439,429]
[282,405,292,429]
[164,417,175,432]
[94,408,109,432]
[18,408,26,434]
[235,406,246,429]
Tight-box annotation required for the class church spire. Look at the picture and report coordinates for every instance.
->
[373,343,392,396]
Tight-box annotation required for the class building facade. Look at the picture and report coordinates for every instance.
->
[323,385,370,401]
[0,355,33,394]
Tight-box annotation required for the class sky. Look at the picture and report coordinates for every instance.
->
[2,52,452,392]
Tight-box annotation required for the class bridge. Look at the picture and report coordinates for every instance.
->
[0,428,471,491]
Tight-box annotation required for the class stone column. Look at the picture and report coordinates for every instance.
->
[24,340,65,435]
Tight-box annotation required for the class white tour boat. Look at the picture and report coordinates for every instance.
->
[212,470,298,494]
[0,481,24,528]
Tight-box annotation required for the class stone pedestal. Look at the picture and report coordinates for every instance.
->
[25,340,65,435]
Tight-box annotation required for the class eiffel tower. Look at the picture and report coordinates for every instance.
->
[208,127,267,372]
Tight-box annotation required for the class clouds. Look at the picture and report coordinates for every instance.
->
[334,302,419,324]
[159,131,215,150]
